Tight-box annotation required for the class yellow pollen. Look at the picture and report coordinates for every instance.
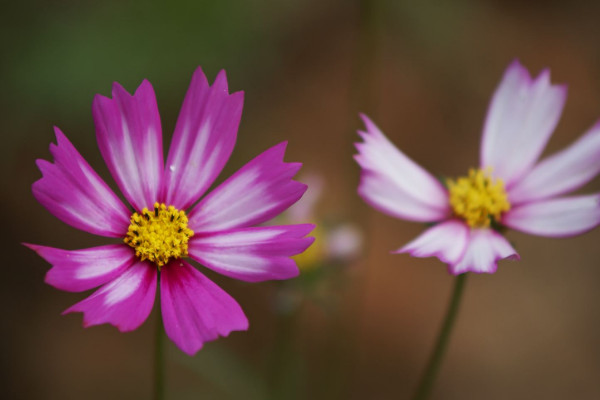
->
[124,202,194,268]
[447,168,510,228]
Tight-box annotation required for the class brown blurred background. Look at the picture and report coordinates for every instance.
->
[3,0,600,399]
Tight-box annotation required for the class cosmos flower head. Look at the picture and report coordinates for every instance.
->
[26,67,314,355]
[355,60,600,274]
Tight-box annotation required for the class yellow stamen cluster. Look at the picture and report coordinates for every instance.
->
[124,202,194,268]
[447,168,510,228]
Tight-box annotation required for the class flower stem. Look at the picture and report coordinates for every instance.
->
[269,308,302,400]
[412,273,468,400]
[154,272,165,400]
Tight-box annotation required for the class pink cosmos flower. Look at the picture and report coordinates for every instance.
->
[25,67,314,355]
[355,60,600,274]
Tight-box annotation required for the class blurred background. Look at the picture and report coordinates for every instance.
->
[3,0,600,399]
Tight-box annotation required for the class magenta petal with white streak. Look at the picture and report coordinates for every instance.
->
[24,244,135,292]
[395,220,469,265]
[503,194,600,237]
[93,80,163,212]
[450,229,519,275]
[188,142,306,232]
[480,60,567,186]
[161,261,248,356]
[161,68,244,210]
[64,261,157,332]
[32,127,131,237]
[355,114,450,222]
[188,224,314,282]
[508,121,600,205]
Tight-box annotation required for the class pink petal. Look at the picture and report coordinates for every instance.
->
[93,80,163,212]
[24,243,135,292]
[480,60,567,187]
[188,142,306,232]
[161,68,244,210]
[188,224,315,282]
[64,261,157,332]
[502,194,600,237]
[32,127,131,237]
[508,120,600,205]
[450,229,519,275]
[160,261,248,355]
[395,220,469,265]
[354,114,450,222]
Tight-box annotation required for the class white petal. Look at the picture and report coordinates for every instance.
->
[355,114,449,222]
[480,60,567,186]
[508,120,600,204]
[503,194,600,237]
[395,220,469,265]
[450,229,519,275]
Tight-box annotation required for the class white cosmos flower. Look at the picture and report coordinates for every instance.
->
[355,60,600,274]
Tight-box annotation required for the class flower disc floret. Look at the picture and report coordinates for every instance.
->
[124,202,194,267]
[447,168,510,228]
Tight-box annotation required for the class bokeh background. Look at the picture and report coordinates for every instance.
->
[3,0,600,399]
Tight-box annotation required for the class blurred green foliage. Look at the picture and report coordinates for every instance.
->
[0,0,307,123]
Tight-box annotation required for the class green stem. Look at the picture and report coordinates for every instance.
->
[412,273,468,400]
[154,271,165,400]
[269,304,302,400]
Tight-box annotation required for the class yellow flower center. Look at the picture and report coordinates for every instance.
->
[447,168,510,228]
[124,202,194,268]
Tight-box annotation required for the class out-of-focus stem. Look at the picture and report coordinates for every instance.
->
[412,273,468,400]
[154,272,165,400]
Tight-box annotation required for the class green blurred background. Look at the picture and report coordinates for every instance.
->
[3,0,600,399]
